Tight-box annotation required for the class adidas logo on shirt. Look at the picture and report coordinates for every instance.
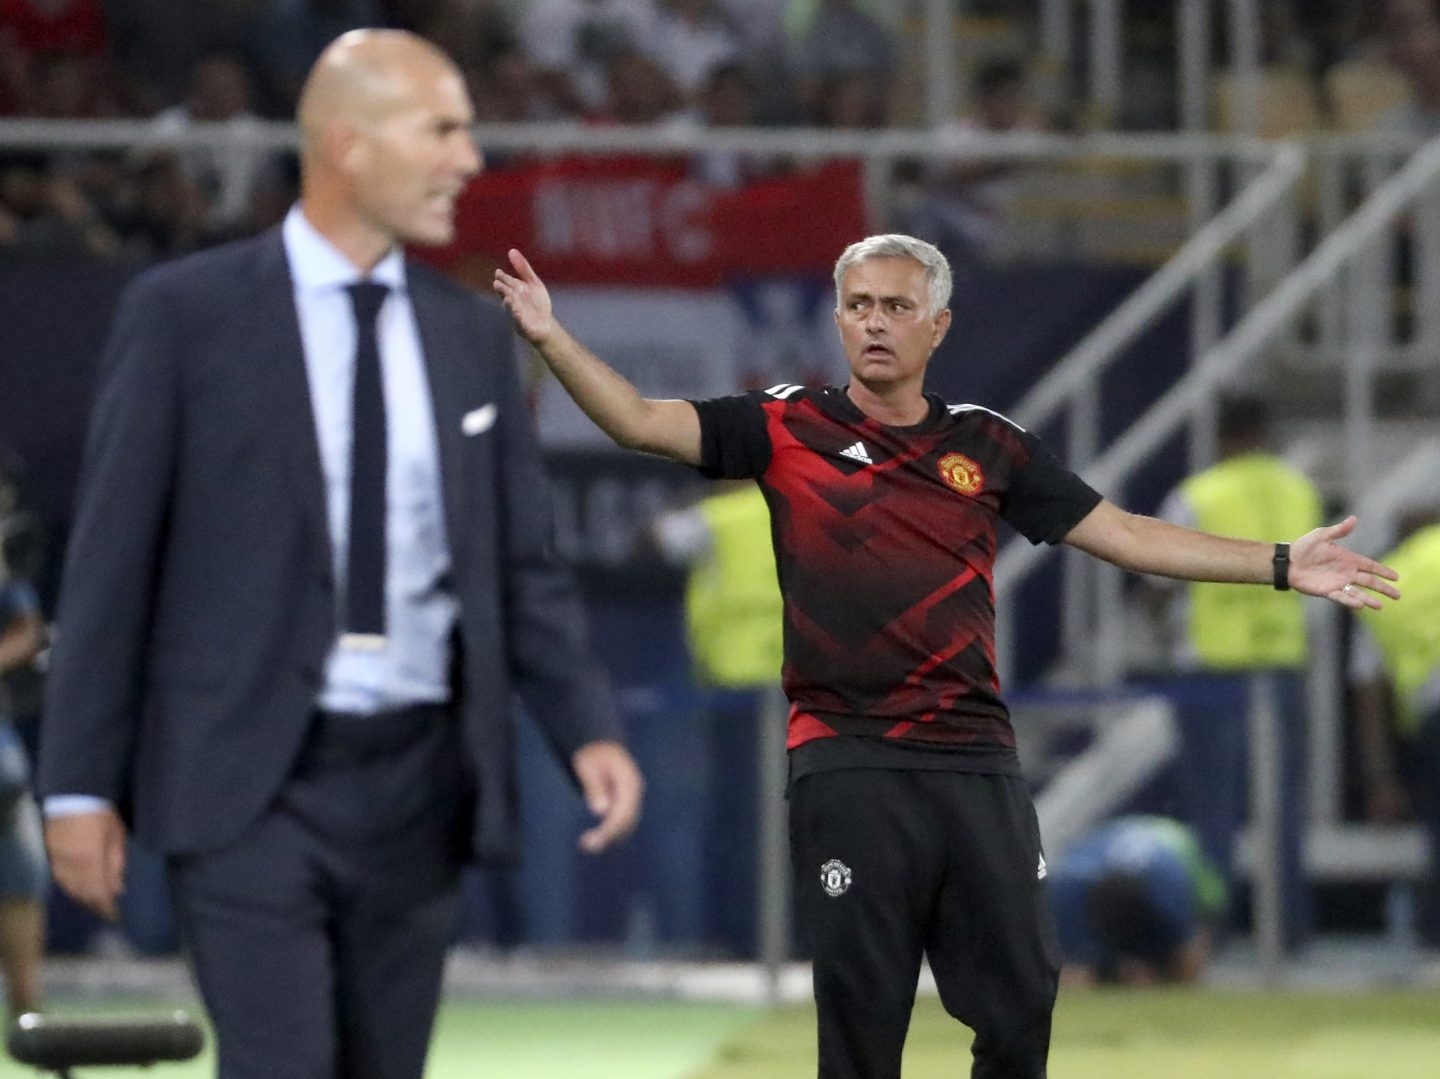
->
[838,441,873,465]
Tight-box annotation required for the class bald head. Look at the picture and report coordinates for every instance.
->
[298,30,459,151]
[293,29,480,263]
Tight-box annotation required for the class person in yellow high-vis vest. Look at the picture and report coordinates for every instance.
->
[1352,517,1440,953]
[652,482,784,953]
[668,484,785,691]
[1149,397,1323,953]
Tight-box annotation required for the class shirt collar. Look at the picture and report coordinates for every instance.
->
[283,204,407,295]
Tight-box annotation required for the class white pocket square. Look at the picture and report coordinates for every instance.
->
[461,404,497,435]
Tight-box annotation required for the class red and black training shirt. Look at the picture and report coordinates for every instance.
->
[691,384,1103,781]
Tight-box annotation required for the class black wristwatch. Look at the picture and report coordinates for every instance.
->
[1272,542,1291,591]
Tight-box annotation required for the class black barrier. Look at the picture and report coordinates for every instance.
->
[6,1011,204,1073]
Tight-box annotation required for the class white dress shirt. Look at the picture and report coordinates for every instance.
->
[46,206,460,819]
[283,205,458,714]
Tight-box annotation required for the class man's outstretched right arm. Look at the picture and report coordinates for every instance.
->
[493,248,702,465]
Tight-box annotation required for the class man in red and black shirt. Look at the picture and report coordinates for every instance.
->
[693,383,1097,772]
[495,234,1399,1079]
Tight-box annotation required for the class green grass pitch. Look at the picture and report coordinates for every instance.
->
[28,987,1440,1077]
[692,988,1440,1078]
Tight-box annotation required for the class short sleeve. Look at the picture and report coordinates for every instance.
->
[1002,438,1103,545]
[690,391,774,480]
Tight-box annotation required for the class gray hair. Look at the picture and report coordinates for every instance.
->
[832,234,953,317]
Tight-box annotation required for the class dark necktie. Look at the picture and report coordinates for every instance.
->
[345,280,390,642]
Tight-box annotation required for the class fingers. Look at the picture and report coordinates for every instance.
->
[507,247,537,282]
[1341,590,1381,610]
[573,743,644,855]
[578,803,629,854]
[1333,581,1390,610]
[492,251,532,295]
[577,764,643,854]
[1357,570,1401,600]
[44,812,125,921]
[1324,515,1358,540]
[1295,521,1401,608]
[1334,565,1401,607]
[491,267,519,296]
[491,255,543,307]
[1362,558,1401,582]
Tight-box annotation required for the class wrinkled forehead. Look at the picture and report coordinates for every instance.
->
[839,256,930,298]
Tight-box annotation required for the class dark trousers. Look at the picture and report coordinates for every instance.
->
[789,769,1059,1079]
[167,706,471,1079]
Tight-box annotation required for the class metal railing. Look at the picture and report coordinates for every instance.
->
[996,132,1440,688]
[0,118,1296,199]
[1297,136,1440,376]
[997,140,1305,685]
[0,116,1299,161]
[988,139,1440,970]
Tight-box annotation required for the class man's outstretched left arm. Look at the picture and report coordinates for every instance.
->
[1063,501,1400,609]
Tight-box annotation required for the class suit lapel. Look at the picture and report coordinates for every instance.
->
[409,268,472,564]
[251,233,330,560]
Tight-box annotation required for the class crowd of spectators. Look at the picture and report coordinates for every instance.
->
[2,1,1440,263]
[0,0,916,259]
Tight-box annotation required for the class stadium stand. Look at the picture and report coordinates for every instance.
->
[3,4,1440,1033]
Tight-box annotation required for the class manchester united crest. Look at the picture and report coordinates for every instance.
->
[938,452,984,495]
[820,859,853,897]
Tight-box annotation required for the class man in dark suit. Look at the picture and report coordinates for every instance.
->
[37,30,644,1079]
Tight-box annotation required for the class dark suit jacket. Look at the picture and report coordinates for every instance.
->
[37,229,621,862]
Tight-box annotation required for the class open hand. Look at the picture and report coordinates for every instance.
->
[1289,516,1401,609]
[492,248,555,347]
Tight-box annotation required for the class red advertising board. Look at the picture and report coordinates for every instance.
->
[426,156,867,288]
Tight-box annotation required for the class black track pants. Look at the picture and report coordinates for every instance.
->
[789,768,1060,1079]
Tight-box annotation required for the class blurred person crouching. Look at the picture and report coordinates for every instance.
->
[1048,816,1227,986]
